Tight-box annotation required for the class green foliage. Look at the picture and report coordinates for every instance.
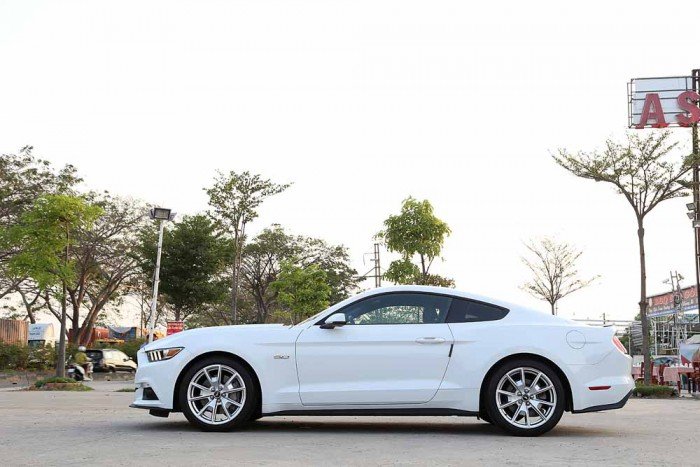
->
[553,131,696,219]
[3,194,103,290]
[34,376,76,387]
[379,197,451,262]
[0,342,29,369]
[27,344,57,370]
[633,383,675,398]
[138,215,231,322]
[0,147,80,228]
[0,342,56,370]
[271,262,331,324]
[205,171,291,232]
[204,170,291,323]
[377,197,452,286]
[116,387,136,392]
[33,376,93,391]
[383,257,420,284]
[553,131,693,384]
[420,274,456,288]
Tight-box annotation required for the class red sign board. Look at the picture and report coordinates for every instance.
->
[628,76,700,128]
[166,321,185,336]
[647,285,698,318]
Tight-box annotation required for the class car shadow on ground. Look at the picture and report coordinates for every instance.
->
[126,417,616,437]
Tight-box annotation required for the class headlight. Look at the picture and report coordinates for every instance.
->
[146,347,183,362]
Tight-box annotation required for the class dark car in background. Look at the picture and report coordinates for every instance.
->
[86,349,138,373]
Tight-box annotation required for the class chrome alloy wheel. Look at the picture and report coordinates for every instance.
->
[187,364,246,425]
[495,367,557,429]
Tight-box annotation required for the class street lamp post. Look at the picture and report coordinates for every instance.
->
[148,207,175,343]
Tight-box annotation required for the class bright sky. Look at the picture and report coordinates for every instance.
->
[1,0,698,322]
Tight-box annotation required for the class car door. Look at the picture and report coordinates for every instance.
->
[115,351,130,370]
[295,292,454,405]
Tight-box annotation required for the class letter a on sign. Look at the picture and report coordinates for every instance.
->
[635,93,668,129]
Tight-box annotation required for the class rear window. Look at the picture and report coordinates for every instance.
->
[446,298,509,323]
[86,350,102,360]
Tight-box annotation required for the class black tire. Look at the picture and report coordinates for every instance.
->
[484,358,565,437]
[178,356,258,432]
[479,411,493,425]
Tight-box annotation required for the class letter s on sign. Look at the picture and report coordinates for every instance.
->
[676,91,700,127]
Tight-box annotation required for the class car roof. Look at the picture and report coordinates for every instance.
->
[356,285,516,310]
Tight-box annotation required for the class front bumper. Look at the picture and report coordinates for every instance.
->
[131,347,192,411]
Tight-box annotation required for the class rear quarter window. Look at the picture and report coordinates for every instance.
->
[446,298,509,323]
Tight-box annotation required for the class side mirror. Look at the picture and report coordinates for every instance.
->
[320,312,347,329]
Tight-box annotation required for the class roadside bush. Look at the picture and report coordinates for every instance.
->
[633,383,676,398]
[0,342,30,370]
[34,376,75,388]
[0,342,58,371]
[28,344,57,370]
[33,376,93,391]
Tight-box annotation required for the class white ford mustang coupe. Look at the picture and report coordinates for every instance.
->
[132,285,634,436]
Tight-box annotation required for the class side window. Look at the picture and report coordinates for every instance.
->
[446,298,509,323]
[341,293,452,325]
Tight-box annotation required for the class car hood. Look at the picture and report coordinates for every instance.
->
[143,324,292,351]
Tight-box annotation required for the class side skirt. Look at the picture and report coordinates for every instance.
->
[262,408,479,417]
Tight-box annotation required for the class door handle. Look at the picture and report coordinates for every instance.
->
[415,337,446,344]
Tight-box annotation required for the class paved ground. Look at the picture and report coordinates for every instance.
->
[1,381,698,466]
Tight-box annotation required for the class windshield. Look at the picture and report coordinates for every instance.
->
[296,309,328,326]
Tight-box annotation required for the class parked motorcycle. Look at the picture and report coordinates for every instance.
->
[66,361,91,381]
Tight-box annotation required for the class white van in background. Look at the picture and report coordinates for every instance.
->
[28,323,56,347]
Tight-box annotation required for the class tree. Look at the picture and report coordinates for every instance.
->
[205,171,290,324]
[0,147,80,304]
[138,214,231,322]
[377,197,453,286]
[293,236,359,304]
[271,262,331,324]
[240,225,296,323]
[2,194,102,376]
[65,194,147,345]
[240,225,359,324]
[520,237,598,315]
[553,131,697,384]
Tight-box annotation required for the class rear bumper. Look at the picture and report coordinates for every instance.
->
[572,388,633,414]
[569,350,635,412]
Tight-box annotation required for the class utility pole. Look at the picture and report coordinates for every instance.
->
[693,69,700,314]
[360,243,382,287]
[373,243,381,288]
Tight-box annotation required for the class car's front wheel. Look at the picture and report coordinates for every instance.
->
[484,359,565,436]
[178,357,258,432]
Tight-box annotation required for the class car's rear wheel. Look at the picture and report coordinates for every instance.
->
[178,357,258,432]
[485,359,565,436]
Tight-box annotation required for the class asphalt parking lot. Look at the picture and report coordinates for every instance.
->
[1,381,698,466]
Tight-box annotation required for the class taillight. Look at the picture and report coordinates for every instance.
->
[612,336,627,354]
